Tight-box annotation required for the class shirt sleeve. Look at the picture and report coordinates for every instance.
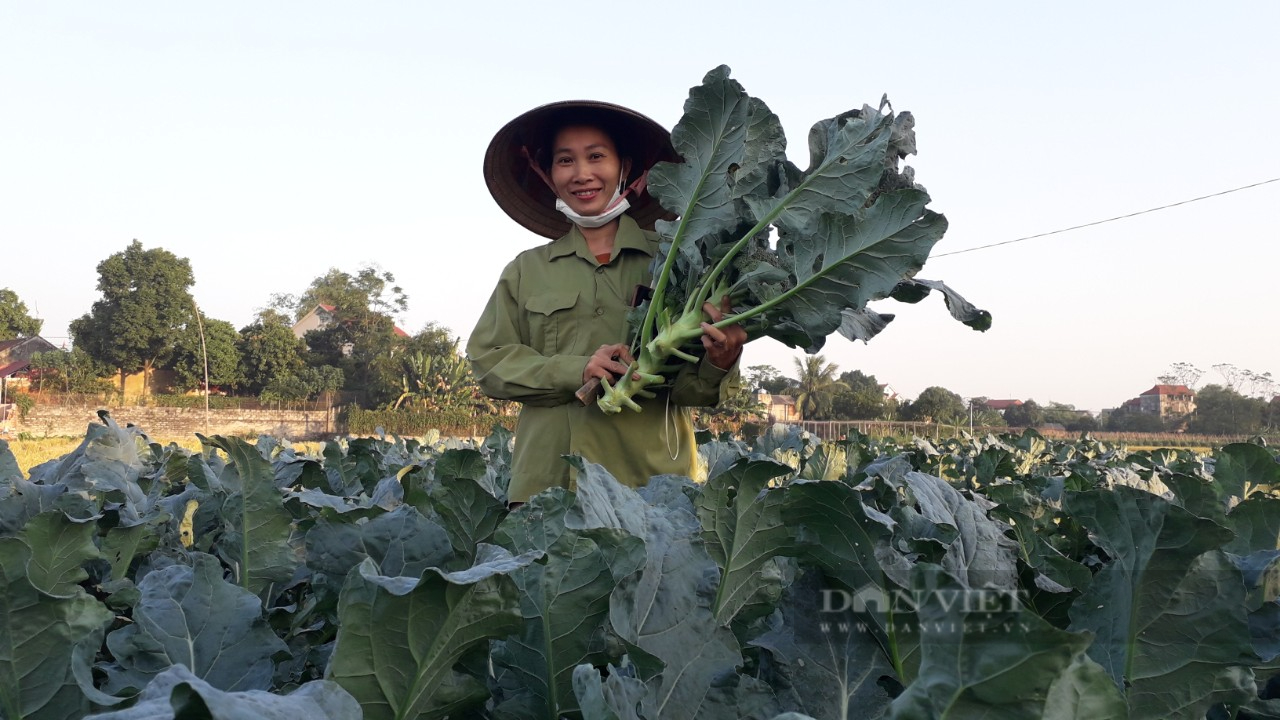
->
[670,354,742,408]
[466,262,590,407]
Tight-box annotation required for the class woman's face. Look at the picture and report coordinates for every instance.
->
[549,125,630,217]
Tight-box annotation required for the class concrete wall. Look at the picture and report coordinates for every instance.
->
[12,404,340,440]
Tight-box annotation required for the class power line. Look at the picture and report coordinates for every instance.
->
[932,177,1280,258]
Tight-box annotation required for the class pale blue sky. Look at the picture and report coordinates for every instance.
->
[3,1,1277,412]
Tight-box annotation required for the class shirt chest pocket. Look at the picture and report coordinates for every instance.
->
[525,291,581,355]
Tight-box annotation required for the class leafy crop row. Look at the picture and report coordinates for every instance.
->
[1,413,1278,719]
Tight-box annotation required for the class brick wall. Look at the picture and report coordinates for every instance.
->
[12,405,340,440]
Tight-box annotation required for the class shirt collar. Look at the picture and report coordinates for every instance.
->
[546,215,657,262]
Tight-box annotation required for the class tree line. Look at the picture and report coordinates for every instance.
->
[2,241,1275,436]
[725,358,1278,437]
[2,240,501,414]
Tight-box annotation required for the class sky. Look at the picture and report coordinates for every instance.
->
[3,1,1277,413]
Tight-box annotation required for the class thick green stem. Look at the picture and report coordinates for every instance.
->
[598,304,708,414]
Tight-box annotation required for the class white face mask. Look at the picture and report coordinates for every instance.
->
[555,170,630,228]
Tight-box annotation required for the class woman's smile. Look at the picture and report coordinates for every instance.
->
[550,125,628,216]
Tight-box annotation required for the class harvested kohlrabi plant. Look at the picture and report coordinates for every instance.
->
[596,65,990,414]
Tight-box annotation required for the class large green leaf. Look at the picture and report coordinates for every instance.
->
[899,471,1019,591]
[1065,487,1255,719]
[648,67,951,352]
[101,552,289,695]
[420,475,506,565]
[0,440,20,484]
[493,482,646,720]
[1214,443,1280,501]
[886,564,1123,719]
[571,469,775,720]
[780,479,918,681]
[327,544,542,720]
[304,504,453,600]
[696,456,796,626]
[0,536,113,720]
[85,665,360,719]
[22,511,101,599]
[748,570,895,719]
[1224,497,1280,556]
[200,436,298,600]
[572,661,650,720]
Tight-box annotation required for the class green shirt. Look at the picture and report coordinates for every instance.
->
[467,215,739,501]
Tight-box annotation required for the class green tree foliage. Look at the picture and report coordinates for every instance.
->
[902,386,966,424]
[745,364,790,394]
[0,288,43,340]
[169,316,243,393]
[273,266,408,321]
[1039,401,1098,432]
[260,366,345,404]
[28,348,114,394]
[1104,408,1168,433]
[69,240,196,394]
[237,315,306,396]
[1003,400,1046,428]
[390,325,507,414]
[792,355,846,421]
[1188,384,1267,435]
[305,312,403,407]
[280,267,412,408]
[830,369,887,420]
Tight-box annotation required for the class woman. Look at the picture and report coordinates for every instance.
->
[468,100,746,503]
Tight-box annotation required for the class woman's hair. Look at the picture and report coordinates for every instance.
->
[532,107,636,178]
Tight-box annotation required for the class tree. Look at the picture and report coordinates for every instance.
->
[28,348,114,394]
[0,288,42,340]
[169,316,242,393]
[792,355,846,420]
[745,364,790,394]
[1188,384,1266,435]
[238,315,307,396]
[830,369,887,420]
[261,366,345,405]
[280,267,412,407]
[1104,409,1167,433]
[305,311,404,407]
[902,386,966,424]
[1003,400,1047,428]
[273,266,408,321]
[69,240,196,394]
[1157,362,1204,389]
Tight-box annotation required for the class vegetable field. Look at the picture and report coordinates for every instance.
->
[2,414,1280,719]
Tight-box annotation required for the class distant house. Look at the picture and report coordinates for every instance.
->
[0,336,58,403]
[1137,384,1196,417]
[291,304,409,355]
[755,389,800,424]
[291,304,338,340]
[982,399,1023,413]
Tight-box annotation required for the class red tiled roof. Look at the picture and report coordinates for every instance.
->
[0,361,29,378]
[394,326,409,337]
[983,399,1023,410]
[1140,384,1193,396]
[318,304,336,312]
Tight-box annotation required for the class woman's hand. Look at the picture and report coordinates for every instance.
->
[701,295,747,370]
[583,343,635,385]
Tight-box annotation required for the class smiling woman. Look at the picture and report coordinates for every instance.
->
[466,100,746,503]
